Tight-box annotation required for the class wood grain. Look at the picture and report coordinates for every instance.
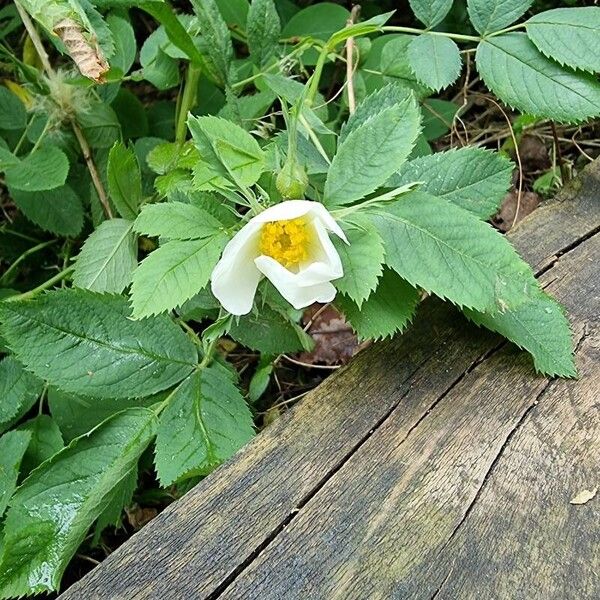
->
[59,161,600,600]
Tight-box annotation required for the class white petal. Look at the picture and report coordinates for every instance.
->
[254,255,337,309]
[296,219,343,286]
[211,221,263,315]
[254,200,348,244]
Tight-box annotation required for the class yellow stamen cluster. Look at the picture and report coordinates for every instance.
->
[259,218,309,268]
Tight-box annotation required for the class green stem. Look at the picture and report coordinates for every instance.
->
[176,64,202,144]
[199,337,218,369]
[382,26,480,43]
[0,239,56,285]
[306,45,330,106]
[4,267,74,302]
[487,23,526,37]
[29,117,52,154]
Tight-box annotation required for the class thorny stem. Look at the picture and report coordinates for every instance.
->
[176,63,202,144]
[15,1,112,218]
[4,267,74,301]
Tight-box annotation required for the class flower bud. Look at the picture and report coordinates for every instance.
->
[276,156,308,199]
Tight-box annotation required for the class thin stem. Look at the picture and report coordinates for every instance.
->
[4,267,74,302]
[306,46,329,106]
[199,337,218,369]
[71,120,113,219]
[345,5,361,115]
[29,117,52,154]
[487,23,526,37]
[383,26,480,43]
[0,239,56,285]
[176,64,201,144]
[14,2,53,73]
[551,122,569,183]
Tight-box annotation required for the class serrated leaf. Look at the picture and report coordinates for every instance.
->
[107,14,136,74]
[107,143,142,220]
[468,0,532,35]
[333,221,385,307]
[47,388,157,442]
[526,7,600,74]
[324,96,421,207]
[0,86,26,130]
[0,407,157,597]
[130,234,227,318]
[370,191,539,313]
[188,115,265,190]
[73,219,137,293]
[4,146,69,192]
[0,290,197,399]
[389,147,513,219]
[247,0,281,67]
[155,368,254,486]
[77,101,121,148]
[379,35,431,98]
[408,34,462,92]
[421,98,459,141]
[476,33,600,123]
[0,356,43,434]
[0,430,31,518]
[16,415,64,477]
[409,0,453,27]
[465,290,575,377]
[134,202,222,240]
[190,0,234,84]
[9,184,84,237]
[229,305,312,354]
[336,268,420,341]
[339,83,413,143]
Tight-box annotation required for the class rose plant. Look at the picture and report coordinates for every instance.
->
[0,0,598,596]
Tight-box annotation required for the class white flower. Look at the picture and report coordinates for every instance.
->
[211,200,348,315]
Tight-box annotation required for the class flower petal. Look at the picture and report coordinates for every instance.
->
[211,221,263,315]
[255,255,337,309]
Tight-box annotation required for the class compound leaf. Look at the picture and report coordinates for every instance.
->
[408,34,462,92]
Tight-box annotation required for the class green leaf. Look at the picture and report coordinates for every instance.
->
[247,0,281,67]
[409,0,454,27]
[107,142,142,220]
[0,146,19,170]
[0,86,26,130]
[468,0,532,35]
[188,115,265,190]
[106,14,136,74]
[155,368,254,486]
[16,415,64,477]
[130,234,228,318]
[112,88,150,139]
[389,147,513,219]
[324,96,421,207]
[0,430,31,518]
[215,0,249,28]
[465,291,575,378]
[476,34,600,123]
[408,34,462,92]
[0,290,197,399]
[9,184,84,237]
[93,466,137,543]
[229,305,312,354]
[339,82,413,143]
[77,101,121,147]
[48,388,156,442]
[0,407,157,597]
[134,202,222,240]
[526,7,600,74]
[0,357,42,434]
[4,146,69,192]
[333,220,385,307]
[327,12,393,48]
[336,269,420,341]
[370,191,539,313]
[140,29,180,90]
[190,0,234,84]
[73,219,137,293]
[281,2,348,64]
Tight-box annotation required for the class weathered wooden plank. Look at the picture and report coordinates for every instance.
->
[59,161,600,599]
[217,235,599,600]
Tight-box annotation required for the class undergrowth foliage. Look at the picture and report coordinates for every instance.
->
[0,0,597,595]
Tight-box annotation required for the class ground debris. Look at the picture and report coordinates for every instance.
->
[569,487,597,505]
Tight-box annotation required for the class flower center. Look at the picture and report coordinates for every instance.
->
[259,218,310,268]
